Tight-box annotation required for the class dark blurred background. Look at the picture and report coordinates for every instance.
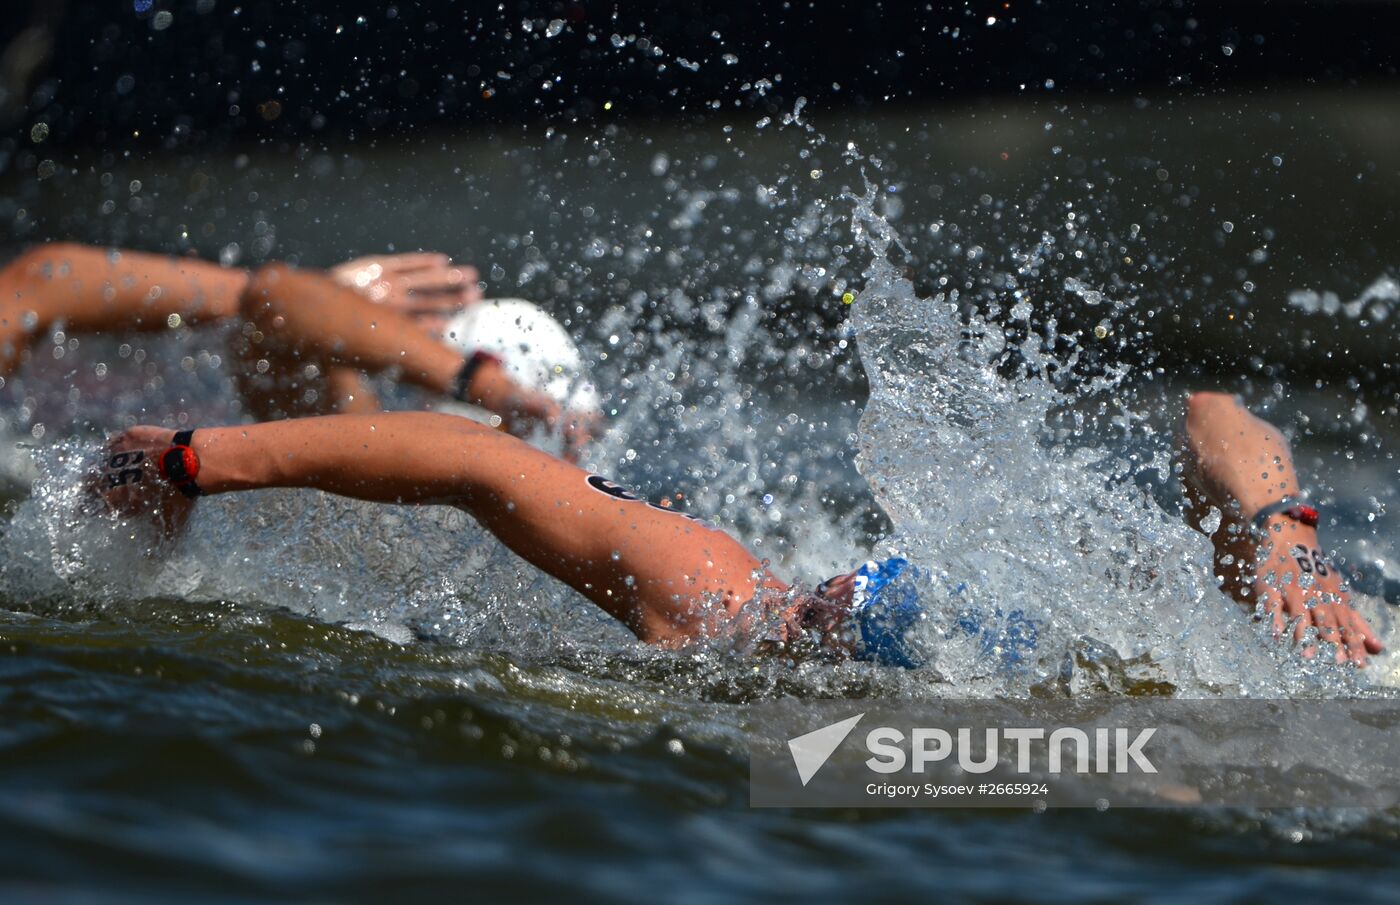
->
[1,1,1398,387]
[3,1,1398,147]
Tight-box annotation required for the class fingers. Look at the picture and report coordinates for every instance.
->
[1308,604,1368,667]
[1340,610,1372,666]
[335,253,449,282]
[1307,602,1342,662]
[1279,585,1377,668]
[1286,592,1314,655]
[557,409,602,463]
[374,253,451,274]
[459,276,485,304]
[415,313,451,337]
[1360,611,1386,655]
[395,264,478,297]
[1333,605,1381,665]
[1259,585,1288,638]
[334,254,484,309]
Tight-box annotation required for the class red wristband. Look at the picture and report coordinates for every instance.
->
[157,429,203,498]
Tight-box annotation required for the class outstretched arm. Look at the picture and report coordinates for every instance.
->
[0,244,593,455]
[0,244,482,359]
[99,413,772,644]
[1181,391,1382,666]
[0,243,248,375]
[237,264,595,457]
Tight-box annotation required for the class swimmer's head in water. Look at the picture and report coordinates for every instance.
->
[811,558,926,669]
[846,558,926,668]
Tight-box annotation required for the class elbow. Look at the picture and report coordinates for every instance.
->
[238,262,298,322]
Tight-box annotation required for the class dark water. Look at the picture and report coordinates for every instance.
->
[4,605,1400,905]
[2,89,1400,902]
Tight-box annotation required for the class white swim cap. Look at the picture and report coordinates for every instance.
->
[440,298,599,412]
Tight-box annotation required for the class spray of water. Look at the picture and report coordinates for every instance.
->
[0,125,1387,703]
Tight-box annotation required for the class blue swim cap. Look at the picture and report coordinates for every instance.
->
[848,557,926,669]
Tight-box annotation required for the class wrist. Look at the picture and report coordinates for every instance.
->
[1248,496,1318,542]
[453,351,504,406]
[157,430,203,498]
[187,426,275,494]
[1253,516,1320,559]
[1256,514,1318,538]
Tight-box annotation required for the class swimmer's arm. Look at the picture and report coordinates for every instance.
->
[0,243,249,342]
[1181,391,1381,665]
[1182,392,1303,519]
[0,243,476,382]
[189,413,770,642]
[238,264,592,457]
[0,244,477,336]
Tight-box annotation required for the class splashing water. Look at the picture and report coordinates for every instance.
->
[1289,274,1398,322]
[0,151,1388,703]
[845,181,1377,698]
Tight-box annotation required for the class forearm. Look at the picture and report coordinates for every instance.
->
[0,243,247,335]
[1182,391,1322,601]
[187,411,767,640]
[192,412,495,502]
[239,264,463,396]
[1183,392,1302,519]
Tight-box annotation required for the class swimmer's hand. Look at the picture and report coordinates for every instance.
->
[772,593,857,656]
[468,358,601,462]
[331,252,482,331]
[1180,391,1382,668]
[89,427,195,536]
[559,408,603,462]
[1253,521,1383,667]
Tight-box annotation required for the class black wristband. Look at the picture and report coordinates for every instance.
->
[1251,498,1318,531]
[453,350,501,403]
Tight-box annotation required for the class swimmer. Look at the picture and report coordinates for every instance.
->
[93,391,1382,668]
[0,244,596,457]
